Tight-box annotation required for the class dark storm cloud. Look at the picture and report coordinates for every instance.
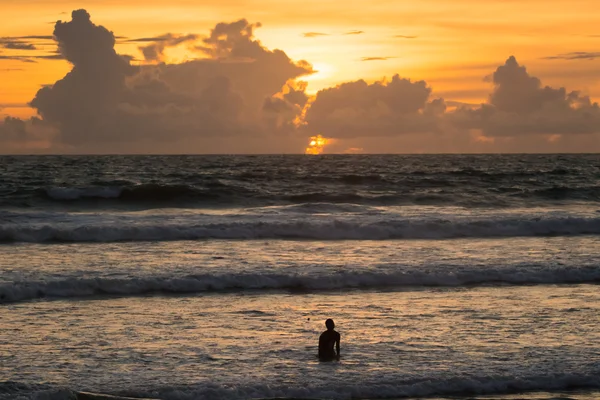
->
[29,9,140,145]
[543,51,600,60]
[22,10,313,152]
[452,56,600,136]
[303,75,445,138]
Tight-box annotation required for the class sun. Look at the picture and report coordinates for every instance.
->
[305,134,331,154]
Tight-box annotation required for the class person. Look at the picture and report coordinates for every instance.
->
[318,318,340,361]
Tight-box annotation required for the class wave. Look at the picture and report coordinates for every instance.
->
[3,371,600,399]
[1,216,599,243]
[42,183,227,203]
[3,265,600,303]
[520,186,600,201]
[40,185,454,207]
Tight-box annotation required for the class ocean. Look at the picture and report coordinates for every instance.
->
[1,154,600,400]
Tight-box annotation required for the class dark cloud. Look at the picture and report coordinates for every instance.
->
[360,57,395,61]
[303,75,445,138]
[452,56,600,137]
[0,36,56,55]
[543,51,600,60]
[29,9,140,145]
[0,117,29,141]
[344,30,364,35]
[0,116,55,153]
[23,10,313,152]
[4,11,600,154]
[302,32,329,38]
[138,33,199,62]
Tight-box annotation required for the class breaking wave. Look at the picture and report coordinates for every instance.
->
[1,216,599,243]
[3,371,600,399]
[3,265,600,303]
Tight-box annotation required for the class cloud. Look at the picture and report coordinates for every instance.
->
[3,11,600,154]
[262,81,309,131]
[302,32,329,38]
[124,36,173,43]
[452,56,600,137]
[0,52,65,62]
[138,33,199,62]
[344,30,364,35]
[0,55,37,62]
[0,116,57,153]
[543,51,600,60]
[393,35,417,39]
[22,10,313,153]
[303,75,445,139]
[1,41,37,50]
[360,57,395,61]
[9,35,54,40]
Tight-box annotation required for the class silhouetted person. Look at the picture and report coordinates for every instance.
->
[318,319,340,361]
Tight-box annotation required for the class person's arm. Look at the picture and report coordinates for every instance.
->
[336,334,340,358]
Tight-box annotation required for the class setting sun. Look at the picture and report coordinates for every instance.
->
[305,134,331,154]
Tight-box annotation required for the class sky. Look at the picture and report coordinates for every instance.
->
[1,0,600,154]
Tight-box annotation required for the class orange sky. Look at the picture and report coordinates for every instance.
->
[3,0,600,110]
[1,0,600,153]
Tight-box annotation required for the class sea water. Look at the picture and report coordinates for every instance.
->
[1,154,599,399]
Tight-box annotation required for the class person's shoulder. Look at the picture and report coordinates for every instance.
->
[335,330,340,338]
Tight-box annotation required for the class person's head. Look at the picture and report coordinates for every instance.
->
[325,319,335,330]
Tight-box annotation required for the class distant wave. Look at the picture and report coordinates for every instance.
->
[1,216,599,243]
[3,265,600,303]
[3,370,600,399]
[38,184,461,207]
[6,181,599,209]
[42,183,228,203]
